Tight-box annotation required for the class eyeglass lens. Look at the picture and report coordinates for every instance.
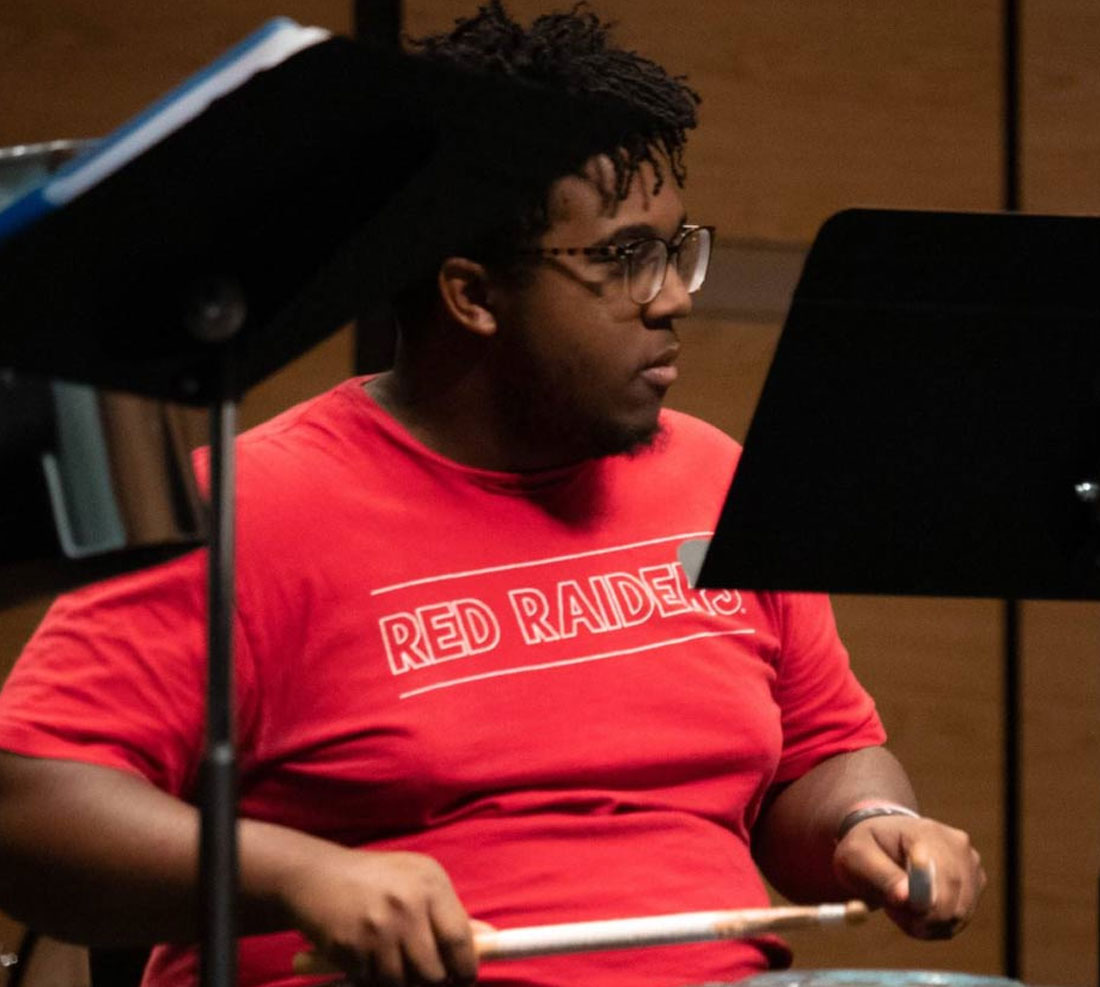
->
[628,227,712,304]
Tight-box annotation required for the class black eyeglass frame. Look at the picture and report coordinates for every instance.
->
[518,224,716,304]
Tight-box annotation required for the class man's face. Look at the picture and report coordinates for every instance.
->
[486,155,694,466]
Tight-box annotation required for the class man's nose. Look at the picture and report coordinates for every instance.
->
[643,263,693,323]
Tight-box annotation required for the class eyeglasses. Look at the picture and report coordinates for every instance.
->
[520,224,715,305]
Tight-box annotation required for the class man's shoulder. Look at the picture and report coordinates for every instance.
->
[193,378,365,482]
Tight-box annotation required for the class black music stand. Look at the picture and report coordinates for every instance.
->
[0,33,641,987]
[0,141,207,606]
[695,208,1100,976]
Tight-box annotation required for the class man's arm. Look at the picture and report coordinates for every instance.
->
[752,745,985,939]
[0,752,479,987]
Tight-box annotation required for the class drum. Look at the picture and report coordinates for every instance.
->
[736,970,1024,987]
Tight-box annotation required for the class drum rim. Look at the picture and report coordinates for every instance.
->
[728,971,1025,987]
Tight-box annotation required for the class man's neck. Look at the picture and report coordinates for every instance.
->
[364,369,587,474]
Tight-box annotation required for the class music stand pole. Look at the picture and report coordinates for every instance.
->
[189,281,246,987]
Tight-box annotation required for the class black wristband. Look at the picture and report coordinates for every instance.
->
[835,804,920,842]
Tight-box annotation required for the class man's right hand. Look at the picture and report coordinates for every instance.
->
[0,752,479,987]
[269,845,480,987]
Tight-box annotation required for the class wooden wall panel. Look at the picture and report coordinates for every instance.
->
[666,317,780,444]
[1023,0,1100,215]
[0,0,351,146]
[238,325,355,432]
[1019,602,1100,987]
[1020,3,1100,984]
[404,0,1003,242]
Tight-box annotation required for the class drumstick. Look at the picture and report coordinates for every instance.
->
[292,900,867,974]
[473,900,868,959]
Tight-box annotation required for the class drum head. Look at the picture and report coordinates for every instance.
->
[734,971,1023,987]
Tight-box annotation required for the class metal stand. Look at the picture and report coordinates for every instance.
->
[188,280,245,987]
[200,391,238,987]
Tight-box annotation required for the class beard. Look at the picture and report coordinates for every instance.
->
[573,404,663,460]
[490,338,664,466]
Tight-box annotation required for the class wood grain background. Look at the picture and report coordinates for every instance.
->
[1,2,1097,984]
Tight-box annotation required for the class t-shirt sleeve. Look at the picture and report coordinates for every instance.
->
[768,592,886,784]
[0,549,255,799]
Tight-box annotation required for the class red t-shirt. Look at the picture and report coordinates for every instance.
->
[0,378,885,987]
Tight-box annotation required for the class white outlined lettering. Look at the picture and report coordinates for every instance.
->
[702,588,744,616]
[508,588,560,645]
[557,579,611,638]
[640,564,693,618]
[381,612,432,674]
[381,598,501,674]
[602,572,654,627]
[455,598,500,653]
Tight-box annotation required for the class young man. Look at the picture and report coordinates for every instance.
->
[0,5,984,987]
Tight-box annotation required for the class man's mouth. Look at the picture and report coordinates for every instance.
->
[639,348,680,389]
[640,364,678,388]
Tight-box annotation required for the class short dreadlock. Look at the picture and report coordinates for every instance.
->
[408,1,700,256]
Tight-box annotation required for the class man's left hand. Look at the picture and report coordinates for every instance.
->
[832,814,986,939]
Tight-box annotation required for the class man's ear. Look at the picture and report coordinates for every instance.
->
[437,257,498,337]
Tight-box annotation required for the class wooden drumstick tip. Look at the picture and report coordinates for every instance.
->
[843,900,870,924]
